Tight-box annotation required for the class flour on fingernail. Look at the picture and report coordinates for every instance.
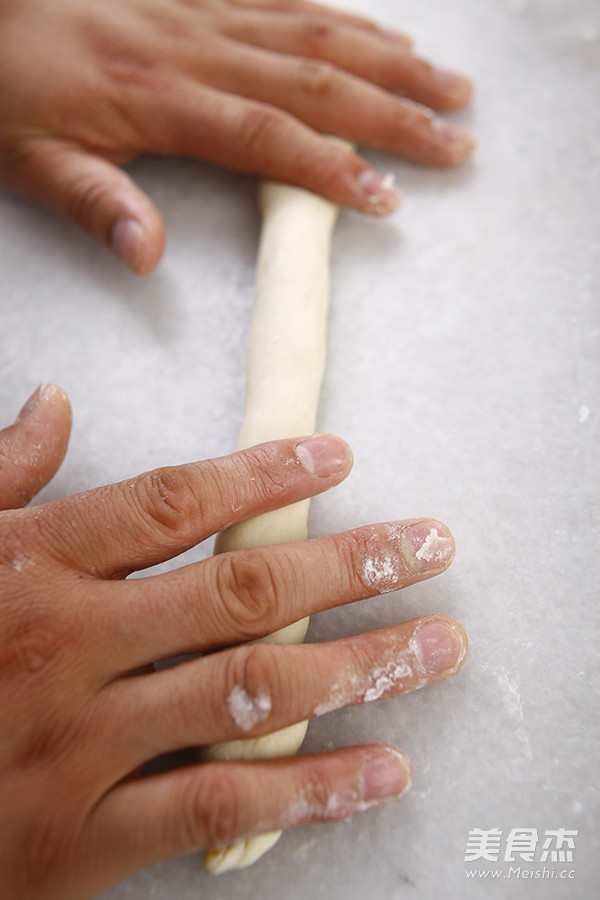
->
[414,527,454,563]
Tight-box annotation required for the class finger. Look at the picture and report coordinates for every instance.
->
[9,138,165,274]
[88,745,411,884]
[228,0,412,45]
[40,435,352,577]
[105,616,466,765]
[221,13,470,111]
[199,44,474,166]
[102,519,455,671]
[0,383,71,510]
[136,80,401,214]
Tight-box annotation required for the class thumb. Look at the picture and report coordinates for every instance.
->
[11,139,165,274]
[0,384,72,510]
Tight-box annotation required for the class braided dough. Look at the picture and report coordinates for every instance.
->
[201,175,343,873]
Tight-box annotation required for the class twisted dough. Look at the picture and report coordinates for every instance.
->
[201,174,344,873]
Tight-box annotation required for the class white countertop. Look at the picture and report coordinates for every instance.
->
[1,0,598,897]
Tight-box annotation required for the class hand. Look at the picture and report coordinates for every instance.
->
[0,0,474,274]
[0,384,467,900]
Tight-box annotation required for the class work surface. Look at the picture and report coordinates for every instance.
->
[1,0,598,897]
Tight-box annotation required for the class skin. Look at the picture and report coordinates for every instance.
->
[0,0,475,273]
[0,384,467,899]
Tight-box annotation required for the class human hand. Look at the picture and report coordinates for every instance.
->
[0,383,467,900]
[0,0,474,274]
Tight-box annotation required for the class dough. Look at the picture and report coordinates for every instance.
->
[202,173,344,873]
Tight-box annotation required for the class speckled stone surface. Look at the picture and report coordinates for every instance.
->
[1,1,598,897]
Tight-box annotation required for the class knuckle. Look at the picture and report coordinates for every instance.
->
[185,770,244,848]
[17,809,78,895]
[0,601,64,683]
[225,642,284,723]
[0,515,31,566]
[238,642,282,697]
[236,443,287,503]
[300,19,334,50]
[346,637,377,684]
[303,773,334,813]
[215,551,283,638]
[64,172,113,236]
[347,526,402,595]
[398,97,432,131]
[295,141,351,195]
[5,625,58,680]
[0,523,87,686]
[297,59,338,98]
[0,613,94,769]
[237,106,283,158]
[334,529,374,593]
[350,15,379,34]
[131,466,199,540]
[0,449,31,508]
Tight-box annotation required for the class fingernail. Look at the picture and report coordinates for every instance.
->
[382,29,413,49]
[361,749,412,803]
[399,521,455,573]
[16,383,53,421]
[296,435,349,477]
[434,68,471,95]
[357,169,402,214]
[110,218,145,270]
[411,619,466,674]
[432,118,475,152]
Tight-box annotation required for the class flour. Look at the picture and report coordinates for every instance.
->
[415,527,454,563]
[314,672,361,716]
[363,657,414,702]
[497,667,533,761]
[578,404,590,423]
[227,685,272,732]
[362,552,400,592]
[12,553,34,573]
[361,524,403,592]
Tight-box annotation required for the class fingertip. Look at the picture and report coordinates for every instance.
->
[17,382,71,427]
[411,614,468,677]
[16,383,48,423]
[431,70,474,112]
[331,152,402,215]
[448,617,469,669]
[138,217,166,275]
[399,519,456,575]
[296,141,402,217]
[46,383,73,434]
[1,383,72,508]
[110,218,144,271]
[360,745,413,803]
[110,211,165,275]
[430,119,476,166]
[18,140,167,275]
[355,168,402,215]
[381,29,414,50]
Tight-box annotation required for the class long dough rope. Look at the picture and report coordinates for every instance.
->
[201,175,343,873]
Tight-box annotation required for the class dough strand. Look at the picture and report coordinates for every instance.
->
[202,174,344,873]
